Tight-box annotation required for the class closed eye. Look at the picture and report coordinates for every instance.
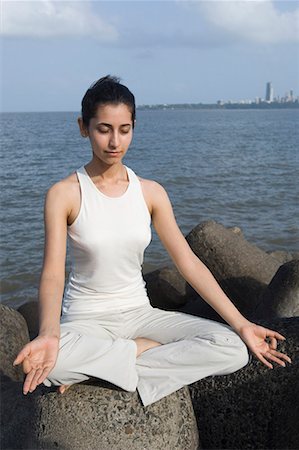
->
[97,126,109,133]
[120,127,131,134]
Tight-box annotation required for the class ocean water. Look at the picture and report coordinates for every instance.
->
[1,109,298,308]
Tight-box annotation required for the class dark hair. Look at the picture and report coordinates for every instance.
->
[81,75,136,128]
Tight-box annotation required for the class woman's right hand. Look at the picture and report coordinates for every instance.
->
[13,335,59,394]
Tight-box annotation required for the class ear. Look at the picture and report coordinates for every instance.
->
[78,117,89,138]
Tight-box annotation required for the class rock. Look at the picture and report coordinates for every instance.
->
[177,297,225,324]
[18,301,39,339]
[186,221,281,317]
[144,265,197,309]
[189,317,299,450]
[0,379,41,450]
[0,304,29,382]
[268,250,295,264]
[257,260,299,319]
[1,382,199,450]
[227,226,243,236]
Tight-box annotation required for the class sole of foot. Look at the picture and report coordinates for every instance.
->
[58,384,72,394]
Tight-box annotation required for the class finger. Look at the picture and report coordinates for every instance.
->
[264,329,286,341]
[23,358,32,375]
[28,369,43,393]
[268,349,292,364]
[23,371,37,395]
[256,353,273,369]
[36,367,52,385]
[269,337,277,350]
[264,352,286,367]
[13,346,31,366]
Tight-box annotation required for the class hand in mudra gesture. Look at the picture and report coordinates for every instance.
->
[13,335,59,394]
[238,322,291,369]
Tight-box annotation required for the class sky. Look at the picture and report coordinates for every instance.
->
[1,0,299,112]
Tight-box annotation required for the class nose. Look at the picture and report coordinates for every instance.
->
[109,131,120,148]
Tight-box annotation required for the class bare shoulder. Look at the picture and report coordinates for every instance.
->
[138,177,171,214]
[138,177,167,197]
[46,172,79,199]
[45,172,80,224]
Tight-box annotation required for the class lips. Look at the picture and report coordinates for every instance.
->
[105,151,121,156]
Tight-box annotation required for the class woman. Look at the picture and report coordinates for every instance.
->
[14,76,291,407]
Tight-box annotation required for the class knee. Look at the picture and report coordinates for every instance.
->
[206,330,249,371]
[221,332,249,371]
[44,360,67,387]
[44,359,89,387]
[44,330,88,387]
[231,338,249,370]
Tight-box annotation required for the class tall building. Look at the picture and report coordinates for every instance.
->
[265,82,274,102]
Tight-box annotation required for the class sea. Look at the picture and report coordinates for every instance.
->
[1,108,298,309]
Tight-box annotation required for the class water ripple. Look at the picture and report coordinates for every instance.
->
[1,109,298,308]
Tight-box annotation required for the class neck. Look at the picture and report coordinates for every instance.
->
[85,157,126,182]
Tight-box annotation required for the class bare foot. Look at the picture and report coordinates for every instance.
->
[133,337,161,357]
[58,384,72,394]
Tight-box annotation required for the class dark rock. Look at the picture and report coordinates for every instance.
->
[1,382,199,450]
[257,260,299,319]
[178,297,225,324]
[0,304,29,382]
[186,221,281,317]
[189,317,299,450]
[144,225,247,314]
[18,301,39,339]
[0,380,41,450]
[145,265,197,309]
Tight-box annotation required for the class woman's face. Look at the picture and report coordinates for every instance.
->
[79,103,134,165]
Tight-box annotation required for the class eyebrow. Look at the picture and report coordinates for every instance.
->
[97,122,131,127]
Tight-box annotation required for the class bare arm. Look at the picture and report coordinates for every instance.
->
[14,181,71,393]
[144,181,291,368]
[38,183,69,338]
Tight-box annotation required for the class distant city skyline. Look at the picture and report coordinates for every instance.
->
[217,81,298,106]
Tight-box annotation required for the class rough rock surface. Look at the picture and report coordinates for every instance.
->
[1,382,199,450]
[256,260,299,319]
[144,267,224,322]
[268,250,297,264]
[0,304,29,382]
[189,317,299,450]
[18,301,39,339]
[144,265,197,309]
[186,221,281,317]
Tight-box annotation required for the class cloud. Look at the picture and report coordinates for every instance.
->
[184,0,299,44]
[1,0,118,40]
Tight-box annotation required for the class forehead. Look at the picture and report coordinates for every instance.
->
[92,103,132,124]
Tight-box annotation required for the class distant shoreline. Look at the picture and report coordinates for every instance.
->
[138,102,299,111]
[1,103,299,114]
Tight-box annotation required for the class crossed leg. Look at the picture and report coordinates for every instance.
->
[45,306,249,407]
[58,336,162,393]
[123,305,249,406]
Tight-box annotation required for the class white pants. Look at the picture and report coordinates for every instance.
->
[44,303,249,406]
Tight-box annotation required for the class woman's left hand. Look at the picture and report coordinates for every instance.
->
[238,322,292,369]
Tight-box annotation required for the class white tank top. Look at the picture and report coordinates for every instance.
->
[61,165,152,320]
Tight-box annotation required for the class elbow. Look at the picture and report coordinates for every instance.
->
[40,265,65,283]
[39,272,65,293]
